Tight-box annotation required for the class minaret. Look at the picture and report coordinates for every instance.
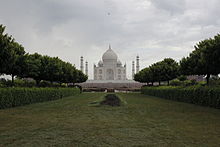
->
[93,64,96,80]
[132,61,135,79]
[80,56,84,73]
[136,55,140,73]
[85,61,88,76]
[109,44,111,50]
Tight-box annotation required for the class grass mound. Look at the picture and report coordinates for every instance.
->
[100,94,121,106]
[89,94,126,107]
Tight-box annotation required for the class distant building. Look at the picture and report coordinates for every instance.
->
[93,45,127,80]
[77,45,144,90]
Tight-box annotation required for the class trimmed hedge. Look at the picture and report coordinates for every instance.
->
[0,87,80,109]
[141,86,220,108]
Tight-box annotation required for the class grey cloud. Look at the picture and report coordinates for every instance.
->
[0,0,220,79]
[150,0,186,14]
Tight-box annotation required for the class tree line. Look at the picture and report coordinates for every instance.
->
[0,24,87,86]
[134,58,179,85]
[134,33,220,85]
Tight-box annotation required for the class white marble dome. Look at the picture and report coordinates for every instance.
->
[102,46,118,61]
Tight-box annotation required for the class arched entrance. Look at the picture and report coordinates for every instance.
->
[106,69,114,80]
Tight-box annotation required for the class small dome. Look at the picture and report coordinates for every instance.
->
[117,60,122,67]
[102,45,118,61]
[117,60,122,65]
[98,60,103,66]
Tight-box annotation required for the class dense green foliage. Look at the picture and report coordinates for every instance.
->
[141,86,220,108]
[180,34,220,85]
[0,25,26,83]
[134,58,179,85]
[0,24,87,86]
[0,78,36,87]
[170,79,197,86]
[0,87,80,109]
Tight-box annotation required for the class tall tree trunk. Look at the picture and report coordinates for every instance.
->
[159,81,161,86]
[206,74,210,85]
[11,74,14,87]
[167,80,170,86]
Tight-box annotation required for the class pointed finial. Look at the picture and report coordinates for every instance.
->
[109,44,111,50]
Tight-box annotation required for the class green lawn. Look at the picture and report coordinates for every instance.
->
[0,92,220,147]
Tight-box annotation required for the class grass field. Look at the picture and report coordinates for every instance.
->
[0,92,220,147]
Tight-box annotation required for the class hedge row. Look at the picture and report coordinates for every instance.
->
[0,87,80,109]
[141,86,220,108]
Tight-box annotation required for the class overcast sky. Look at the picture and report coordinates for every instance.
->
[1,0,220,79]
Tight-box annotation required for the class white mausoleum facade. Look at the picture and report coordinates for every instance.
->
[94,46,127,80]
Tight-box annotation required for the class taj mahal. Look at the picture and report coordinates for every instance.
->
[80,45,140,81]
[77,45,143,90]
[94,45,127,80]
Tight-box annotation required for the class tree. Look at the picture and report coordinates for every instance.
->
[134,69,145,83]
[61,62,77,84]
[134,67,154,85]
[4,41,26,85]
[23,53,43,85]
[149,61,164,85]
[0,25,26,85]
[161,58,179,85]
[0,25,13,74]
[44,57,64,84]
[134,58,179,86]
[180,34,220,85]
[76,70,87,83]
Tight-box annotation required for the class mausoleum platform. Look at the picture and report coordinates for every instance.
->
[76,80,145,90]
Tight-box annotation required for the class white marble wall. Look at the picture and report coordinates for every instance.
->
[94,60,126,80]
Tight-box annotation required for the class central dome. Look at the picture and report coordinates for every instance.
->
[102,45,118,61]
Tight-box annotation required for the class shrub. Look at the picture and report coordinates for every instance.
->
[0,83,4,88]
[61,83,67,87]
[0,87,80,109]
[0,78,37,87]
[183,80,193,86]
[23,80,36,87]
[141,86,220,109]
[198,81,206,86]
[210,79,220,86]
[14,79,25,87]
[170,79,197,86]
[190,79,197,85]
[177,75,187,81]
[0,79,12,87]
[39,81,51,87]
[170,79,182,86]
